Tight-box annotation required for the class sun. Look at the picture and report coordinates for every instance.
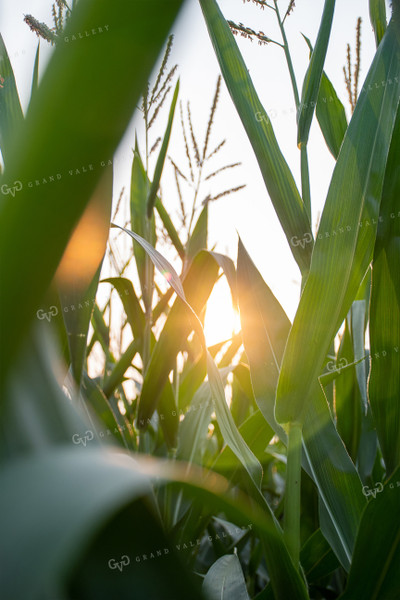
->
[203,278,241,347]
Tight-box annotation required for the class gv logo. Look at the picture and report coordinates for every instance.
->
[108,555,130,572]
[72,430,94,447]
[362,482,383,499]
[290,233,313,249]
[36,306,58,322]
[1,181,23,197]
[326,357,348,374]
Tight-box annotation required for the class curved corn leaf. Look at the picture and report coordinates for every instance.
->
[147,79,180,218]
[276,14,400,425]
[303,34,347,159]
[0,448,204,600]
[370,0,387,47]
[199,0,313,274]
[369,103,400,476]
[115,226,263,490]
[297,0,336,147]
[0,0,184,389]
[203,554,250,600]
[339,469,400,600]
[0,33,23,169]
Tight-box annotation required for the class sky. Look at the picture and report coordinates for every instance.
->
[0,0,391,345]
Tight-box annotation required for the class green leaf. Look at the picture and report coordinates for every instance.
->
[276,14,400,425]
[203,554,250,600]
[369,103,400,476]
[30,43,40,102]
[213,408,274,473]
[102,277,145,343]
[58,168,113,387]
[81,372,132,449]
[339,469,400,600]
[0,0,184,389]
[297,0,336,147]
[102,338,141,399]
[0,33,24,169]
[199,0,313,274]
[0,448,204,600]
[154,462,310,600]
[116,226,263,490]
[147,79,180,217]
[335,319,362,461]
[177,379,215,466]
[302,388,366,570]
[370,0,387,47]
[237,238,289,441]
[302,34,347,159]
[301,529,339,583]
[130,141,156,310]
[187,203,208,263]
[237,239,364,569]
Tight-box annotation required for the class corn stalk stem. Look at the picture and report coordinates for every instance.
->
[300,146,312,222]
[273,1,311,219]
[284,421,302,568]
[273,0,300,108]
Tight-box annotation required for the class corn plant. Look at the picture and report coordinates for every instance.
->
[0,0,400,599]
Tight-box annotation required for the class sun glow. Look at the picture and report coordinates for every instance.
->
[203,279,241,347]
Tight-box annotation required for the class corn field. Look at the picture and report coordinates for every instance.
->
[0,0,399,598]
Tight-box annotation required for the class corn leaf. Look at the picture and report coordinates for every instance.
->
[147,79,180,217]
[335,320,362,461]
[369,103,400,476]
[370,0,387,47]
[302,388,366,570]
[130,142,156,310]
[340,468,400,600]
[102,277,145,343]
[237,238,289,441]
[148,461,310,600]
[276,13,400,425]
[297,0,336,147]
[187,203,208,263]
[102,338,141,399]
[30,43,40,101]
[115,226,263,490]
[303,34,347,159]
[0,33,23,169]
[199,0,313,274]
[0,448,204,600]
[0,0,184,390]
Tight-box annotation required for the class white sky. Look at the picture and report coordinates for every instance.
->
[0,0,391,345]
